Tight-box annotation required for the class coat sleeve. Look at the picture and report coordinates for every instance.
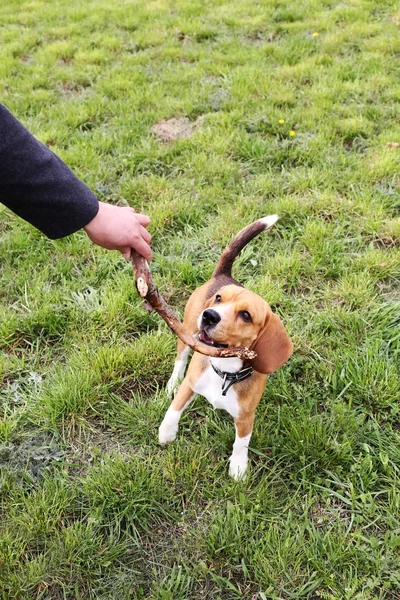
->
[0,103,99,239]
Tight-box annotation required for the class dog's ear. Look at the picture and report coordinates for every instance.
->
[250,311,293,374]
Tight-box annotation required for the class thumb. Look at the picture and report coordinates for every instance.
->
[121,247,132,260]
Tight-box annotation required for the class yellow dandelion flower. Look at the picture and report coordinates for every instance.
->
[279,119,285,124]
[313,32,319,37]
[289,130,296,137]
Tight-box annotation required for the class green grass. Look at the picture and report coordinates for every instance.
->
[1,0,400,597]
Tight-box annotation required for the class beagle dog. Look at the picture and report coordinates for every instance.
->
[159,216,293,479]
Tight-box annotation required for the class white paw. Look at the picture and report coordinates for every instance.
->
[229,454,248,480]
[158,422,178,445]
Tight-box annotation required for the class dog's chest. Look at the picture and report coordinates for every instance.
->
[193,364,241,419]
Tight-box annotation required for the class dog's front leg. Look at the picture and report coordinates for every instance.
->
[159,376,195,444]
[229,414,255,480]
[166,342,190,397]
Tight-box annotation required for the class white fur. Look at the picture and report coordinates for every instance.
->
[161,356,253,477]
[210,356,243,374]
[193,361,241,419]
[159,398,195,444]
[197,302,233,331]
[166,346,190,397]
[259,214,279,228]
[229,429,252,480]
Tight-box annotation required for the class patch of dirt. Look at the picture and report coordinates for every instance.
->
[64,424,134,476]
[114,372,169,401]
[19,54,35,64]
[310,500,350,527]
[378,281,400,300]
[373,236,400,249]
[151,116,204,142]
[174,29,188,42]
[246,31,277,44]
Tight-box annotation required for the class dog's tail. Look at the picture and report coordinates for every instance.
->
[212,215,279,278]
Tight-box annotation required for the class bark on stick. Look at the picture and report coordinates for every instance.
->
[131,251,256,360]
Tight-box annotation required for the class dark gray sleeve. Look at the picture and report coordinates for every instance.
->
[0,103,99,239]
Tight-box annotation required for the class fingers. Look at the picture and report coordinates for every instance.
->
[122,237,153,262]
[140,225,151,244]
[134,213,151,227]
[85,202,153,261]
[124,208,149,225]
[120,242,152,261]
[120,221,153,261]
[126,214,152,260]
[135,238,153,261]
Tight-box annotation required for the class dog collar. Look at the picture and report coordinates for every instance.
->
[211,364,254,396]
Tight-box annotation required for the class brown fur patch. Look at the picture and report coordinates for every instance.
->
[203,285,269,348]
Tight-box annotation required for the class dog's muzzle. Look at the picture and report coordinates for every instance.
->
[201,309,221,327]
[198,309,228,348]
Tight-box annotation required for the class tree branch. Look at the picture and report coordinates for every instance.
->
[131,251,256,361]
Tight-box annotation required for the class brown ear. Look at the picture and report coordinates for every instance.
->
[250,312,293,374]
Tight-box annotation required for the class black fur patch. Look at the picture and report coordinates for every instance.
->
[205,275,243,300]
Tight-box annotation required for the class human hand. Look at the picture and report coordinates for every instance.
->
[84,201,152,261]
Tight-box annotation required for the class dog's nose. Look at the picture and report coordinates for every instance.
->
[202,309,221,326]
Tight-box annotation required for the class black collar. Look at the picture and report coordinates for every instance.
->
[211,363,254,396]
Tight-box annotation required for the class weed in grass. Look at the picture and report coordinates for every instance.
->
[0,432,63,484]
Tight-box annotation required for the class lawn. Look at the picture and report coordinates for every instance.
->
[1,0,400,598]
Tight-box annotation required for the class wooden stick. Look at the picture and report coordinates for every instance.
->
[130,250,256,360]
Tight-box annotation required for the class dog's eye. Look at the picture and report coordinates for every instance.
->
[215,295,222,303]
[239,310,252,322]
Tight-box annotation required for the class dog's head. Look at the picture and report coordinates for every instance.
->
[198,284,292,374]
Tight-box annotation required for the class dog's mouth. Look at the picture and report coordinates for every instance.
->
[197,331,228,348]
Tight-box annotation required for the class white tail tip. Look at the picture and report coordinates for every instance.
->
[259,214,279,229]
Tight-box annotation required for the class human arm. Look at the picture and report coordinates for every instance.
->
[0,103,152,259]
[0,103,99,238]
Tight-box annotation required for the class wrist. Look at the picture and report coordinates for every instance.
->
[83,201,102,234]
